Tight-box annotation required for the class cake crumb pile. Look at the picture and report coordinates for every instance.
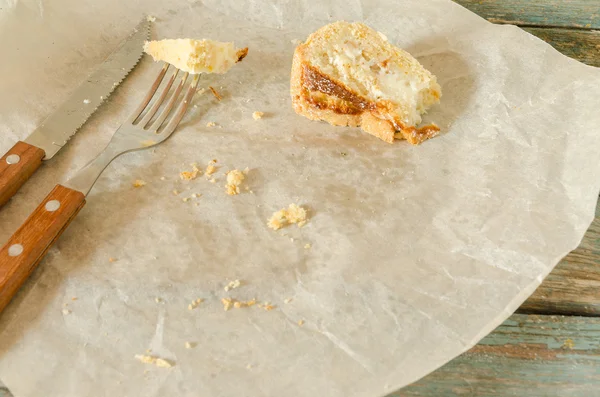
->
[268,204,308,230]
[226,168,249,195]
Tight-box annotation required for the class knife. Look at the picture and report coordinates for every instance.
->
[0,18,150,208]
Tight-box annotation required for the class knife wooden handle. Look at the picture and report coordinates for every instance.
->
[0,184,85,314]
[0,141,45,208]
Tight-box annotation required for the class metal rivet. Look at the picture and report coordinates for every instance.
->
[6,154,20,164]
[45,200,61,212]
[8,244,24,257]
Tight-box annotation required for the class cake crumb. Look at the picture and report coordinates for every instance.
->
[268,204,308,230]
[172,190,180,195]
[83,99,90,104]
[261,302,276,311]
[192,193,202,198]
[160,176,166,181]
[304,243,311,249]
[209,178,216,183]
[224,279,241,292]
[185,342,196,349]
[135,354,155,364]
[155,297,163,304]
[180,164,201,181]
[71,297,78,301]
[205,162,217,176]
[239,298,257,308]
[182,197,191,202]
[62,308,71,315]
[246,363,253,369]
[226,169,246,195]
[146,15,156,22]
[206,121,216,127]
[188,298,204,310]
[109,257,117,263]
[252,111,264,120]
[297,319,305,326]
[284,298,293,304]
[209,86,222,101]
[222,297,256,310]
[135,354,174,368]
[221,298,233,311]
[141,140,156,147]
[155,358,173,368]
[133,179,146,188]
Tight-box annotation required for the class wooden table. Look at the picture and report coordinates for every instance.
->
[1,1,598,396]
[394,1,600,395]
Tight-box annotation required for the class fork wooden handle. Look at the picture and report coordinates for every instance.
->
[0,141,45,208]
[0,184,85,314]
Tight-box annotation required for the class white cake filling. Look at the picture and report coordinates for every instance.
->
[304,22,440,127]
[144,39,242,74]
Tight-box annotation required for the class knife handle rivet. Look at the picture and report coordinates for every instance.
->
[8,244,24,257]
[6,154,20,164]
[45,200,61,212]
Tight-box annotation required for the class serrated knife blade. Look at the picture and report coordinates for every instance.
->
[25,19,150,159]
[0,18,150,208]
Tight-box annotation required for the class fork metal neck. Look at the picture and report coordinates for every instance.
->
[63,143,123,196]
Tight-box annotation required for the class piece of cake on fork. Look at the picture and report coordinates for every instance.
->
[144,39,248,74]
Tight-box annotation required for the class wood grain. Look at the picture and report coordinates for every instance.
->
[0,185,85,314]
[519,199,600,316]
[454,0,600,29]
[524,28,600,67]
[395,314,600,396]
[0,141,45,208]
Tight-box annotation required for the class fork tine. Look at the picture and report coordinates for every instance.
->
[150,72,189,131]
[127,63,169,123]
[159,74,200,136]
[138,68,178,129]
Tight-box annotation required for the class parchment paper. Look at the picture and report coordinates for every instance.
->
[1,1,600,396]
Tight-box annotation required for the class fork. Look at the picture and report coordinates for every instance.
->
[0,64,200,313]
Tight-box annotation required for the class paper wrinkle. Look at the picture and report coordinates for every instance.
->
[1,0,600,396]
[320,330,375,373]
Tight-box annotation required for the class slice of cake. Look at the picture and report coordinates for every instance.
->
[291,22,441,144]
[144,39,248,74]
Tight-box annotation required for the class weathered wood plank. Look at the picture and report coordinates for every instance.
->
[524,28,600,67]
[395,314,600,396]
[454,0,600,29]
[520,199,600,316]
[2,315,598,397]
